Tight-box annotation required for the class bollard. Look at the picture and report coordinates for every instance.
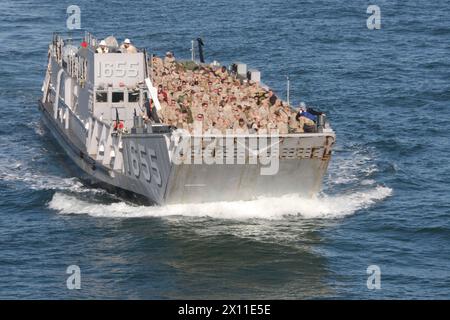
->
[317,114,324,133]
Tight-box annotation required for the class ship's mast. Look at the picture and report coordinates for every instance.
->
[286,75,290,106]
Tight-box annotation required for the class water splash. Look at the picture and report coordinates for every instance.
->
[48,185,392,220]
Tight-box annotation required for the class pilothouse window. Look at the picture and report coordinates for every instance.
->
[128,92,139,103]
[112,92,124,103]
[96,92,107,102]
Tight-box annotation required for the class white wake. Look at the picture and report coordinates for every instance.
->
[48,185,392,220]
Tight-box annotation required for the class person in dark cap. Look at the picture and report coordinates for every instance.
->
[144,98,161,123]
[268,89,278,106]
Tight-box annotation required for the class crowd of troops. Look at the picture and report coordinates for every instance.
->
[150,52,320,134]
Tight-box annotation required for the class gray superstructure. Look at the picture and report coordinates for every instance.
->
[39,32,335,205]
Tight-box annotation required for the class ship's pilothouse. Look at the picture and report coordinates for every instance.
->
[87,35,153,132]
[45,32,157,135]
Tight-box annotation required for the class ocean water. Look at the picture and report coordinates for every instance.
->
[0,0,449,299]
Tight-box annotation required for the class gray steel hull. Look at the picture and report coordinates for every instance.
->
[165,159,329,204]
[39,101,334,205]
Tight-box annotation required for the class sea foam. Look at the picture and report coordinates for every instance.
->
[48,185,392,220]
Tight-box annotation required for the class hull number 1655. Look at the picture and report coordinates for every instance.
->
[125,141,162,187]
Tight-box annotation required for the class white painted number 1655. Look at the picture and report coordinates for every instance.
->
[127,141,162,187]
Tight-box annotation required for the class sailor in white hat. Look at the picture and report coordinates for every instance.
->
[164,51,175,65]
[96,40,109,53]
[299,101,307,112]
[120,38,137,53]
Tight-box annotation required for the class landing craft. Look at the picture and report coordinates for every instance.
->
[38,32,335,205]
